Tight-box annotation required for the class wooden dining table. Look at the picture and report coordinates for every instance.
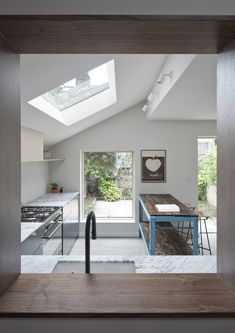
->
[139,194,199,255]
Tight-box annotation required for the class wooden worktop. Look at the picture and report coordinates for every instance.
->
[140,194,198,217]
[0,274,235,318]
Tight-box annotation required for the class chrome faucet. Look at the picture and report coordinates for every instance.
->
[85,211,97,273]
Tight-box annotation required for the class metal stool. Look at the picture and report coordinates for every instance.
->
[197,211,212,255]
[185,210,212,255]
[177,203,195,237]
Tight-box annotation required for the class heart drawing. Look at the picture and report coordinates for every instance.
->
[145,157,161,172]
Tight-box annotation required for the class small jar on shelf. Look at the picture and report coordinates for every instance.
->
[44,150,52,160]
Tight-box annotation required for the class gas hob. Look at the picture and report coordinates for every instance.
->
[21,206,61,223]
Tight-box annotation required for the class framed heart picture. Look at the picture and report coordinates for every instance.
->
[141,150,166,183]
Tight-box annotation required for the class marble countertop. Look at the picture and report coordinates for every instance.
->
[21,255,217,274]
[26,192,79,207]
[21,223,44,243]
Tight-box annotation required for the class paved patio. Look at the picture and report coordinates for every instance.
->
[85,199,133,218]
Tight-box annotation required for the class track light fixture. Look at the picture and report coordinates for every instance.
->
[157,70,173,84]
[147,92,154,103]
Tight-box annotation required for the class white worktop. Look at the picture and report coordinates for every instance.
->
[21,222,44,243]
[26,192,79,207]
[21,255,216,274]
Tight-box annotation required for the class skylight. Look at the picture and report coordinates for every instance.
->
[42,64,110,111]
[28,60,116,126]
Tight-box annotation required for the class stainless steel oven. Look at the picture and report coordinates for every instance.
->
[21,206,63,255]
[35,208,63,255]
[41,221,62,255]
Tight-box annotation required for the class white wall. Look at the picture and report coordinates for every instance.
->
[21,126,43,162]
[21,162,49,204]
[49,104,216,228]
[1,1,235,15]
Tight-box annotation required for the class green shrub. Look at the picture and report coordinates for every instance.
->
[198,145,217,202]
[198,173,207,202]
[99,179,122,202]
[84,203,96,215]
[122,188,133,200]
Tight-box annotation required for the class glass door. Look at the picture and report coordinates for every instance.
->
[82,151,134,221]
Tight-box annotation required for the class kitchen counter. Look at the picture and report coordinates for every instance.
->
[21,223,43,243]
[21,255,216,274]
[26,192,79,207]
[0,272,235,318]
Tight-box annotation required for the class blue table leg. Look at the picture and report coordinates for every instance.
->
[138,201,143,238]
[139,200,143,222]
[149,217,156,255]
[192,216,199,255]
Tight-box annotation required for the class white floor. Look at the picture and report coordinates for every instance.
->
[70,238,148,256]
[70,228,216,256]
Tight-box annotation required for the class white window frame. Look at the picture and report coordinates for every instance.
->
[80,150,135,223]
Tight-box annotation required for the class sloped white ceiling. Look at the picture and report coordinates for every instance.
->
[21,54,217,146]
[21,54,166,145]
[147,55,217,120]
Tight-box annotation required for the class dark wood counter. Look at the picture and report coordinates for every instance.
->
[140,194,198,217]
[0,273,235,318]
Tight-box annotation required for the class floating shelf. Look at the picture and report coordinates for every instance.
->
[43,158,65,162]
[22,158,65,163]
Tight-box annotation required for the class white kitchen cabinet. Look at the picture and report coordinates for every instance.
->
[21,127,43,162]
[62,195,80,255]
[63,201,73,221]
[21,127,64,163]
[63,196,79,222]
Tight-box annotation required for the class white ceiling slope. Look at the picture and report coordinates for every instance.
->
[147,54,217,120]
[21,54,166,146]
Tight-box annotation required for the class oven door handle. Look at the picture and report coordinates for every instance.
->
[42,223,62,240]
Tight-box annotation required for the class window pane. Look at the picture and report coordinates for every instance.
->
[42,63,110,111]
[198,142,209,155]
[83,152,133,219]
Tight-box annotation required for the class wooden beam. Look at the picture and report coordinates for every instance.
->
[0,15,235,53]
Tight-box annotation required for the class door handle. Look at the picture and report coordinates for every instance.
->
[42,223,62,239]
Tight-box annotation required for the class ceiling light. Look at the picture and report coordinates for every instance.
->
[142,105,148,112]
